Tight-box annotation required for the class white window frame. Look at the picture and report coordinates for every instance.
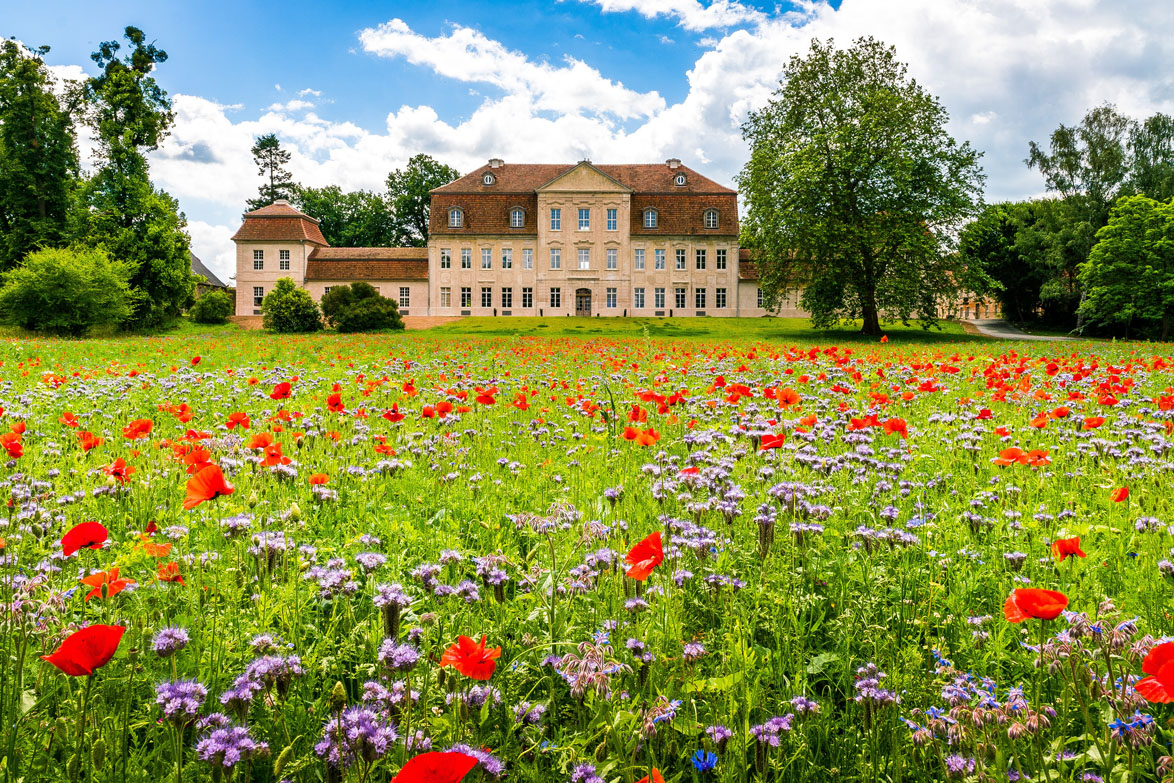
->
[716,248,727,270]
[634,287,645,308]
[253,249,264,271]
[522,248,533,269]
[675,249,686,270]
[399,287,410,308]
[510,208,524,228]
[279,249,290,271]
[715,288,726,308]
[461,248,472,269]
[550,208,561,231]
[577,248,590,270]
[549,287,561,308]
[481,287,492,308]
[634,249,645,271]
[550,248,561,270]
[675,287,686,308]
[606,208,617,231]
[696,249,706,270]
[501,287,513,308]
[440,287,451,308]
[440,249,452,269]
[448,208,464,228]
[522,287,533,308]
[253,286,264,307]
[695,288,706,308]
[483,173,495,185]
[757,287,764,308]
[461,287,472,308]
[704,209,719,229]
[606,287,617,308]
[643,209,657,229]
[606,248,617,270]
[655,249,666,270]
[481,248,492,270]
[502,248,513,269]
[578,208,590,230]
[654,287,665,308]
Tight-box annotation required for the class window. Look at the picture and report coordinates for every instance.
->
[550,248,561,270]
[578,208,590,230]
[481,287,492,308]
[715,287,727,308]
[448,208,464,228]
[757,287,764,308]
[399,287,410,307]
[253,286,264,307]
[704,209,719,229]
[696,249,707,270]
[510,208,524,228]
[606,248,617,270]
[483,173,495,185]
[695,288,706,308]
[440,249,452,269]
[549,287,561,308]
[655,249,666,270]
[654,287,665,308]
[461,248,472,269]
[501,287,513,308]
[643,209,658,229]
[279,249,290,271]
[502,248,513,269]
[461,287,472,308]
[675,249,686,270]
[634,287,645,308]
[606,208,617,231]
[440,287,451,308]
[550,208,561,230]
[324,286,334,295]
[675,287,686,308]
[522,287,533,308]
[481,248,492,270]
[716,248,727,270]
[606,288,617,308]
[634,249,645,271]
[522,248,533,269]
[674,173,687,186]
[253,249,264,270]
[578,248,590,270]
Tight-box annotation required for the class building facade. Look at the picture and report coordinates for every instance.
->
[232,159,792,319]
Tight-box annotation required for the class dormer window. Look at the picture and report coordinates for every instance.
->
[448,208,464,228]
[674,173,687,186]
[643,208,658,229]
[510,208,525,228]
[703,209,719,229]
[482,173,495,186]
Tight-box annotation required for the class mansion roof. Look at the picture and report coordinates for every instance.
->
[304,246,428,282]
[433,162,736,195]
[231,200,328,245]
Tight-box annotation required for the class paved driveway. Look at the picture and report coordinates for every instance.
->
[966,319,1075,341]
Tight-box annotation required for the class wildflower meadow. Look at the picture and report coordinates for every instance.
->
[3,327,1174,783]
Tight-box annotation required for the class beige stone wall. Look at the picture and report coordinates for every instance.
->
[304,280,430,315]
[736,283,810,318]
[233,240,315,316]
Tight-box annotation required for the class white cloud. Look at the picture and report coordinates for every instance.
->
[187,220,238,285]
[579,0,766,31]
[357,18,665,120]
[297,87,322,97]
[266,99,315,112]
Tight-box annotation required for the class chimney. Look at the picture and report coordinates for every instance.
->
[273,198,291,205]
[488,158,504,169]
[666,158,681,169]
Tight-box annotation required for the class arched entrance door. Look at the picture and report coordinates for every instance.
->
[575,288,591,317]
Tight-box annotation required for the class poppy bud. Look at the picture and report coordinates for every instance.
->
[328,681,347,711]
[91,737,106,769]
[247,492,259,508]
[274,744,294,778]
[66,754,80,779]
[289,503,302,522]
[54,717,68,739]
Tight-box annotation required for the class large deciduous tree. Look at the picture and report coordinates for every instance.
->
[385,154,460,247]
[75,26,193,329]
[289,186,397,247]
[739,37,985,335]
[247,133,297,211]
[0,41,80,269]
[1079,195,1174,340]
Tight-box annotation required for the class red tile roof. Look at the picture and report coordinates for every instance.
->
[230,200,329,245]
[738,249,758,280]
[304,246,428,281]
[434,162,735,195]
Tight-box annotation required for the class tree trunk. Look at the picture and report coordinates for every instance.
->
[861,293,881,336]
[1162,310,1169,342]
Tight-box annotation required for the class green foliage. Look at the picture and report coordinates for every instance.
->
[189,289,232,324]
[261,277,322,333]
[0,40,80,269]
[0,246,131,335]
[76,26,192,330]
[385,153,461,246]
[738,37,985,336]
[1129,113,1174,202]
[319,281,403,332]
[1079,195,1174,340]
[247,133,297,212]
[289,186,397,247]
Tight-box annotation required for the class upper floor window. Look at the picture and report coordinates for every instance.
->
[606,248,617,270]
[522,248,533,269]
[550,208,561,230]
[550,248,561,270]
[482,173,495,186]
[643,209,658,229]
[279,249,290,271]
[675,249,686,270]
[606,208,617,231]
[253,249,264,270]
[481,248,492,269]
[578,208,590,230]
[674,173,687,186]
[461,248,472,269]
[634,249,645,271]
[703,209,719,229]
[502,248,513,269]
[716,248,727,270]
[510,208,525,228]
[440,249,451,269]
[448,208,464,228]
[577,248,590,270]
[655,249,666,270]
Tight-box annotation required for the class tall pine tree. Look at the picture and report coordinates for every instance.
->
[247,133,296,211]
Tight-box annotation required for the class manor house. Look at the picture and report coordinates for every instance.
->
[232,158,802,319]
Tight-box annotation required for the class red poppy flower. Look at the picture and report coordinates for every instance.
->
[383,405,405,423]
[439,635,502,681]
[247,432,273,450]
[59,411,80,428]
[635,770,666,783]
[157,561,185,585]
[81,567,135,602]
[191,355,201,366]
[1082,416,1105,430]
[1003,588,1068,623]
[62,522,109,557]
[625,531,664,581]
[270,382,292,400]
[42,624,126,676]
[759,433,785,450]
[1051,536,1086,562]
[392,752,478,783]
[1111,486,1129,503]
[77,431,103,452]
[882,418,908,439]
[634,428,660,446]
[261,442,291,467]
[0,431,22,458]
[1136,642,1174,703]
[103,458,136,483]
[226,412,251,430]
[327,393,345,413]
[122,418,153,440]
[309,473,329,485]
[184,464,235,510]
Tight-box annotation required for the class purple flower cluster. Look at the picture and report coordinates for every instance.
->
[750,714,794,746]
[153,626,189,658]
[195,722,269,771]
[155,680,207,723]
[314,706,398,768]
[854,663,899,706]
[377,640,420,672]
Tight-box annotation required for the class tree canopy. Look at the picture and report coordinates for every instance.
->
[289,186,397,248]
[247,134,297,212]
[385,154,461,247]
[738,37,985,335]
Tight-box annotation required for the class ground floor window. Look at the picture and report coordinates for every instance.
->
[675,287,686,309]
[461,287,472,308]
[549,287,561,308]
[399,287,410,308]
[522,287,533,308]
[481,287,492,308]
[654,287,665,308]
[634,287,645,308]
[440,287,451,308]
[606,287,617,308]
[501,287,513,308]
[695,288,706,308]
[757,287,764,308]
[253,286,264,307]
[715,287,726,308]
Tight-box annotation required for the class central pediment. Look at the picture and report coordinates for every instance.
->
[535,162,634,194]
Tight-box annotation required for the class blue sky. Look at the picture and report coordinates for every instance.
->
[5,0,1172,283]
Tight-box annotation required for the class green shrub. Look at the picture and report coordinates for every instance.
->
[261,277,322,333]
[0,246,133,336]
[189,289,233,324]
[320,281,382,328]
[334,295,405,332]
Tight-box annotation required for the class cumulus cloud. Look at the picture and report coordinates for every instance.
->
[578,0,765,31]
